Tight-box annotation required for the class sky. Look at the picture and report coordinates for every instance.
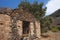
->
[0,0,60,15]
[46,0,60,15]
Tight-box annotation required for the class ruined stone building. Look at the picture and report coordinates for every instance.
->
[0,8,41,40]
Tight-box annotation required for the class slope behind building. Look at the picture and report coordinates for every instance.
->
[50,9,60,26]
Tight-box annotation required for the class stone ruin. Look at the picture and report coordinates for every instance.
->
[0,8,41,40]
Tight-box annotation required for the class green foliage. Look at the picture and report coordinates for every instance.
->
[58,27,60,30]
[51,26,59,32]
[18,1,47,20]
[18,1,30,8]
[49,25,60,32]
[41,16,52,33]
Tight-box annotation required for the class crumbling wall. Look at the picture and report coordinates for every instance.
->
[0,14,41,40]
[0,14,11,40]
[17,20,22,37]
[30,22,34,36]
[35,21,41,38]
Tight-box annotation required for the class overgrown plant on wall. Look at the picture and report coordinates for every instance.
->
[18,0,52,34]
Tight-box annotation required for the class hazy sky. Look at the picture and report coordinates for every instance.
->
[46,0,60,15]
[0,0,60,15]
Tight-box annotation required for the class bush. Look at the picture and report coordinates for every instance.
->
[57,27,60,30]
[51,26,59,32]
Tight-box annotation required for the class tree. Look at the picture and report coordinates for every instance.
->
[18,0,52,34]
[18,0,30,9]
[41,16,52,33]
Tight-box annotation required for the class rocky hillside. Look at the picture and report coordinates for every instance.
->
[50,9,60,26]
[50,9,60,17]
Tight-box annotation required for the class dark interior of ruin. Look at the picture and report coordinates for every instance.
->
[0,23,3,25]
[22,21,30,35]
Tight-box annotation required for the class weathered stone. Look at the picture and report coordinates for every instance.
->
[29,22,34,36]
[0,14,11,40]
[0,8,41,40]
[35,21,41,38]
[17,20,22,36]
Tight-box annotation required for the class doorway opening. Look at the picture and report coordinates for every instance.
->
[22,21,30,36]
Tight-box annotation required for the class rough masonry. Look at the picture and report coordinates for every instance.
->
[0,8,41,40]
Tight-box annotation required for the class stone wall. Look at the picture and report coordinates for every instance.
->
[0,14,11,40]
[35,21,41,38]
[17,20,22,37]
[0,14,41,40]
[29,22,34,36]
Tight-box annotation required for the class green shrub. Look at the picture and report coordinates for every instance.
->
[51,26,59,32]
[57,27,60,30]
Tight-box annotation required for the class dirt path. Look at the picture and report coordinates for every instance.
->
[40,31,60,40]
